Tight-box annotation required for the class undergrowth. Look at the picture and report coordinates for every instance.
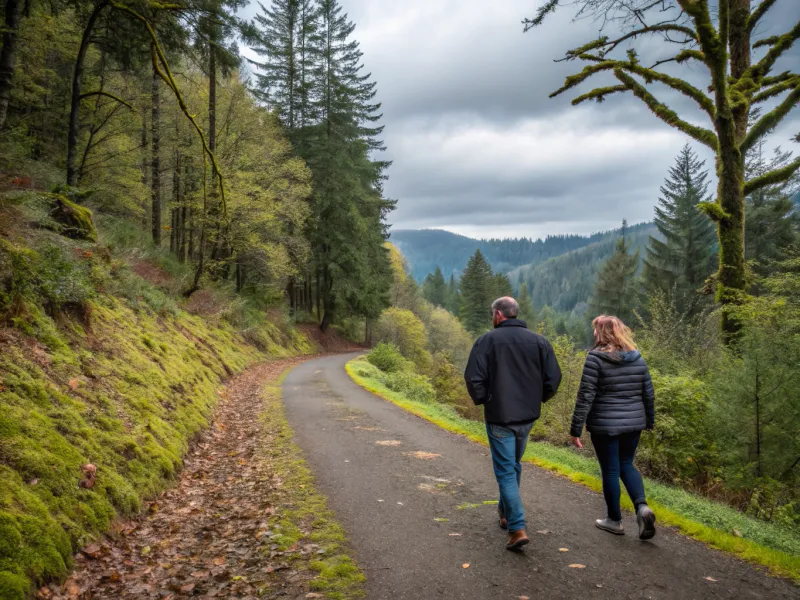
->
[346,357,800,582]
[260,370,365,599]
[0,198,314,599]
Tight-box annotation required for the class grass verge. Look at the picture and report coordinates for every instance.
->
[346,357,800,583]
[260,368,365,599]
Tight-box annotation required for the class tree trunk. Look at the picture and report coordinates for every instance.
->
[151,50,162,246]
[0,0,23,129]
[190,42,216,293]
[712,0,750,342]
[140,109,149,228]
[171,142,181,254]
[67,0,108,186]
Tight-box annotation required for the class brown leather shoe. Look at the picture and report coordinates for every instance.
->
[506,529,530,551]
[499,517,508,530]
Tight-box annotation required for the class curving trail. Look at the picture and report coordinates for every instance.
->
[283,353,796,600]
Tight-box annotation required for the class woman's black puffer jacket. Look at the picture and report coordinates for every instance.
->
[570,349,655,437]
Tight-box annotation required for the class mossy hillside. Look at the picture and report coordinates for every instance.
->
[0,232,313,598]
[346,357,800,582]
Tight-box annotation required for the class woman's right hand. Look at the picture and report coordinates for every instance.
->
[571,436,583,449]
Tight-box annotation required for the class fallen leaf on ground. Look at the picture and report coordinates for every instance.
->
[449,533,462,537]
[520,596,530,599]
[375,440,402,446]
[482,500,498,505]
[536,530,550,535]
[569,564,586,569]
[434,518,449,522]
[559,548,569,552]
[462,563,470,569]
[404,451,441,460]
[64,579,81,598]
[705,576,717,582]
[82,543,103,559]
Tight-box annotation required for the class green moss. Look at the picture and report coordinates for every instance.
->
[0,572,29,600]
[45,194,98,243]
[259,370,365,598]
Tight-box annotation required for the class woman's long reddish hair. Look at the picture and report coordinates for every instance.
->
[592,315,637,352]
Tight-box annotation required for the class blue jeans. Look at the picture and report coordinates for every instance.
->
[486,422,533,533]
[590,431,647,522]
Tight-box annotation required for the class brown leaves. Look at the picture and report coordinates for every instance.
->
[568,564,586,569]
[58,359,320,599]
[404,451,441,460]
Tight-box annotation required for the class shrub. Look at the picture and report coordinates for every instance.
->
[383,371,435,403]
[637,372,716,484]
[367,342,410,373]
[374,308,432,371]
[425,307,473,370]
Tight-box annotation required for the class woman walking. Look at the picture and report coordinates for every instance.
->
[570,315,657,539]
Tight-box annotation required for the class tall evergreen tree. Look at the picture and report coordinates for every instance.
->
[422,266,447,307]
[745,138,800,287]
[492,272,513,299]
[309,0,391,329]
[445,273,460,315]
[517,281,536,324]
[459,249,494,335]
[643,144,716,313]
[590,220,639,325]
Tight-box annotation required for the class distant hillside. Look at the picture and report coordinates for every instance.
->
[509,222,657,314]
[390,228,626,281]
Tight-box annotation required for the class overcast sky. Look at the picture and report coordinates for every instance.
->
[240,1,799,241]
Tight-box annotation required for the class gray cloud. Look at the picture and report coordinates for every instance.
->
[242,0,800,239]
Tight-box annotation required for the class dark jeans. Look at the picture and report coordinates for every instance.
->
[486,422,533,532]
[590,431,647,522]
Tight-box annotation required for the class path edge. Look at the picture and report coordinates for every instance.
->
[265,363,367,599]
[344,357,800,583]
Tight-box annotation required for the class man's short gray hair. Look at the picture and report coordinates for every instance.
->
[492,296,519,318]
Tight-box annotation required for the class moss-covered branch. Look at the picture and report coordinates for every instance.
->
[748,0,779,33]
[598,24,698,56]
[572,84,628,105]
[552,58,716,120]
[79,90,134,110]
[750,20,800,81]
[522,0,558,32]
[752,75,799,103]
[743,155,800,196]
[613,70,718,150]
[742,82,800,151]
[109,0,227,219]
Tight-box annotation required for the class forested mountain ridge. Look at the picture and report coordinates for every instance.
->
[391,226,646,282]
[509,222,657,314]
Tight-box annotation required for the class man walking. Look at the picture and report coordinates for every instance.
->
[464,297,562,550]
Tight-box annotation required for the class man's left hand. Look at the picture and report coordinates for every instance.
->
[571,436,583,449]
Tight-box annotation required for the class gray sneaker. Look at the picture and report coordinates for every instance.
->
[595,518,624,535]
[636,505,657,540]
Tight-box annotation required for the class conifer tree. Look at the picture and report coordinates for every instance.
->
[590,220,639,325]
[445,273,460,315]
[459,249,495,335]
[422,266,447,307]
[528,1,800,341]
[643,144,716,313]
[745,140,800,286]
[493,272,513,299]
[517,281,536,324]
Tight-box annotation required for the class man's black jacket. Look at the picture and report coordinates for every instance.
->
[464,319,562,425]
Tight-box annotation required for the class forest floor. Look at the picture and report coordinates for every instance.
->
[41,357,365,600]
